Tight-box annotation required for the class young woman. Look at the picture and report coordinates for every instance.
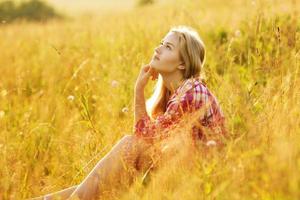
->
[30,25,226,200]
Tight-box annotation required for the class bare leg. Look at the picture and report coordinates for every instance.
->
[29,185,78,200]
[67,135,154,200]
[29,135,158,200]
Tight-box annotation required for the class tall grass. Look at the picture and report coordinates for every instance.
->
[0,0,299,199]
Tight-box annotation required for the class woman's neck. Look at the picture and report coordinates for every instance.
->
[160,70,185,96]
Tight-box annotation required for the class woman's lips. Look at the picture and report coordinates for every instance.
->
[154,55,160,60]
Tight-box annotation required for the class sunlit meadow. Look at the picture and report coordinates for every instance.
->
[0,0,299,199]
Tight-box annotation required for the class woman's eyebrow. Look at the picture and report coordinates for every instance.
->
[161,40,175,47]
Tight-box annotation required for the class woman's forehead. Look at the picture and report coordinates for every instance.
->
[162,32,179,47]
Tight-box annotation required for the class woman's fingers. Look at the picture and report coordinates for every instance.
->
[142,64,151,72]
[149,67,158,80]
[135,64,158,90]
[147,68,155,81]
[152,70,158,80]
[143,65,154,79]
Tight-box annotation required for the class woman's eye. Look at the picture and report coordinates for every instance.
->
[159,42,171,50]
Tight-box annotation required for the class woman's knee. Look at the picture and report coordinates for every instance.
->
[119,134,155,170]
[119,135,140,168]
[120,134,137,144]
[120,134,146,150]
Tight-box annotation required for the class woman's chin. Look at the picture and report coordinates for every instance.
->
[149,60,157,68]
[149,61,163,74]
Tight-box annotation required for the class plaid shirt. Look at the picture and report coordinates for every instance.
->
[134,77,226,145]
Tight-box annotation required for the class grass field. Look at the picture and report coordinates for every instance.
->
[0,0,299,199]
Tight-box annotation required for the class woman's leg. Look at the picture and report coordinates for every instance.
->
[30,185,78,200]
[30,134,153,200]
[67,134,153,200]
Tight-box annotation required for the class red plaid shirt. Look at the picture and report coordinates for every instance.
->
[134,77,226,145]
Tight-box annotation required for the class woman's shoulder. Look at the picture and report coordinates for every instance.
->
[167,77,208,107]
[177,76,207,96]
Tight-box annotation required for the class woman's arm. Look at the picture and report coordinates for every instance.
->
[134,87,148,125]
[133,64,158,125]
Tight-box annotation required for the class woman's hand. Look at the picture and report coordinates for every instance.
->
[135,64,159,91]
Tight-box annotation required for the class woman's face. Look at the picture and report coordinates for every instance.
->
[149,32,185,74]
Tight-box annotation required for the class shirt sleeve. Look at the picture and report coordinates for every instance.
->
[134,81,196,143]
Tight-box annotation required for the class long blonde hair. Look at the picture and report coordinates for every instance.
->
[146,25,206,119]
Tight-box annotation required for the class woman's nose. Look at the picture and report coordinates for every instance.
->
[155,46,161,54]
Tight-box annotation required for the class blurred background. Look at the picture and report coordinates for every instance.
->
[0,0,299,199]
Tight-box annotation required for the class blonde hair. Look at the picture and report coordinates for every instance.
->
[146,25,206,119]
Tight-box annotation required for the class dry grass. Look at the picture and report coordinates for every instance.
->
[0,0,299,199]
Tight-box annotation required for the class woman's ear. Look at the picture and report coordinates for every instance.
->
[177,63,185,70]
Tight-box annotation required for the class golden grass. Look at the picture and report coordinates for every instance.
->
[0,0,299,199]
